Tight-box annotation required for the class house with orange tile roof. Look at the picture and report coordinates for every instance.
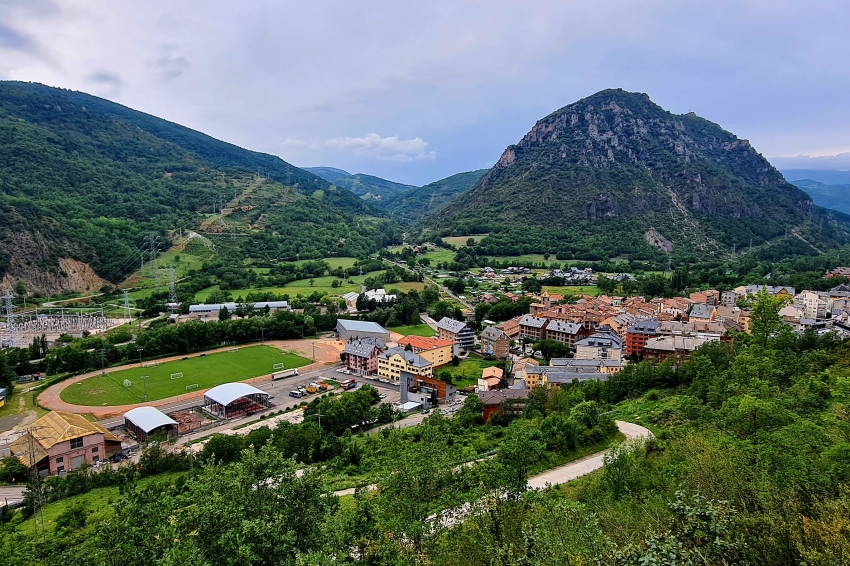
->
[397,335,456,367]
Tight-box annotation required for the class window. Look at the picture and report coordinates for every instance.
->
[91,447,98,453]
[70,438,83,449]
[56,456,63,463]
[92,456,99,463]
[57,466,65,473]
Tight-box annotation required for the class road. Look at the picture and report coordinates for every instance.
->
[381,258,473,310]
[0,485,25,505]
[527,421,653,489]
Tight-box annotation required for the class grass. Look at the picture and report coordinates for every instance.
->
[292,257,358,270]
[0,385,49,421]
[192,271,385,302]
[439,353,501,389]
[388,324,436,337]
[16,472,184,537]
[419,248,457,265]
[542,285,600,296]
[442,235,488,248]
[484,254,552,265]
[390,281,426,292]
[58,346,312,407]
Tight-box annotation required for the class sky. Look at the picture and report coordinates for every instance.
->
[2,0,850,186]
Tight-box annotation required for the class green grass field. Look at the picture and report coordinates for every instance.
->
[58,346,311,406]
[438,354,501,389]
[390,281,426,292]
[442,235,488,248]
[293,257,358,270]
[193,270,385,302]
[388,324,436,337]
[419,248,457,265]
[484,254,552,265]
[542,285,600,296]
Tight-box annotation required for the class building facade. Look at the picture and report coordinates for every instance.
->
[436,317,475,352]
[378,348,434,383]
[479,327,510,358]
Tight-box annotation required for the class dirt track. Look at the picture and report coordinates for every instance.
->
[38,338,344,418]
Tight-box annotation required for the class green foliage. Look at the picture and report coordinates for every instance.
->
[382,169,487,223]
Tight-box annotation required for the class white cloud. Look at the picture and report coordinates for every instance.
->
[327,134,436,162]
[288,133,437,162]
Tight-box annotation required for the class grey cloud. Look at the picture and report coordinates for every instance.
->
[86,70,123,87]
[0,22,37,53]
[151,44,190,80]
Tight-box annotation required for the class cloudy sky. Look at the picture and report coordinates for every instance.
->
[2,0,849,185]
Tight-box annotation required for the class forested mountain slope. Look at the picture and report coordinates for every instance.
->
[0,82,394,294]
[418,89,850,261]
[306,168,416,202]
[789,179,850,216]
[383,169,488,223]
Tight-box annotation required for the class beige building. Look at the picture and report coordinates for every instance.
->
[397,336,455,367]
[378,348,433,383]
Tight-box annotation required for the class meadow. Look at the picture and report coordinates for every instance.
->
[58,346,311,406]
[192,270,385,302]
[542,285,600,296]
[387,324,436,337]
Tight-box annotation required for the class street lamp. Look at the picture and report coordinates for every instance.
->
[137,347,144,367]
[140,375,149,401]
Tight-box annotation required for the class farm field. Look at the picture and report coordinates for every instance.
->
[542,285,600,296]
[388,324,435,337]
[192,271,384,302]
[390,281,426,292]
[484,254,552,265]
[292,257,358,270]
[418,248,456,265]
[442,235,488,247]
[58,345,311,406]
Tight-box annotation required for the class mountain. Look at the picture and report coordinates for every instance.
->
[781,169,850,185]
[306,168,416,202]
[0,82,396,294]
[418,89,850,261]
[304,166,352,183]
[383,169,488,223]
[788,179,850,215]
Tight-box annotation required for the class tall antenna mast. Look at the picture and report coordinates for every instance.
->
[123,290,131,322]
[167,266,179,312]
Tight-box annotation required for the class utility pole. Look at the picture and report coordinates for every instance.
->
[141,375,149,402]
[26,426,47,544]
[137,347,144,367]
[99,348,106,376]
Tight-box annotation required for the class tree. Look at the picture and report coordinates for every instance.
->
[748,288,784,349]
[455,394,484,427]
[14,280,26,296]
[218,305,230,321]
[522,277,542,293]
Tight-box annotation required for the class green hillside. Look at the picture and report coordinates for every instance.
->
[383,169,488,223]
[307,168,416,202]
[417,89,850,261]
[0,82,396,293]
[790,179,850,216]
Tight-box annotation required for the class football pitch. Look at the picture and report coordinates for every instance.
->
[59,346,311,406]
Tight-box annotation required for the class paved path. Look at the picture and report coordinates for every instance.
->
[527,421,652,489]
[0,485,25,505]
[39,338,344,418]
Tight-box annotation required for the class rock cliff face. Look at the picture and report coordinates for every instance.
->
[420,89,848,259]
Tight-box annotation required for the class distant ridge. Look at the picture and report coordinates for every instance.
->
[383,169,488,223]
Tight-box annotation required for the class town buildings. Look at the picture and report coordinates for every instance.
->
[378,348,433,383]
[336,319,391,342]
[479,326,510,358]
[397,335,455,367]
[625,318,660,358]
[436,317,475,352]
[574,332,624,364]
[343,337,385,375]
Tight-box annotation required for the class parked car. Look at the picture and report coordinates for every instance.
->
[379,393,386,399]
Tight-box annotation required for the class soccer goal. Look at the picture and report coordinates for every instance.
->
[228,347,239,353]
[141,361,160,368]
[123,379,132,388]
[185,383,199,391]
[170,372,184,380]
[273,363,285,371]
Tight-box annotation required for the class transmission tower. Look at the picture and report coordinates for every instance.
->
[3,289,16,347]
[167,267,179,312]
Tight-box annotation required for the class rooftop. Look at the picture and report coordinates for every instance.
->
[337,319,389,333]
[124,406,178,434]
[437,317,469,334]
